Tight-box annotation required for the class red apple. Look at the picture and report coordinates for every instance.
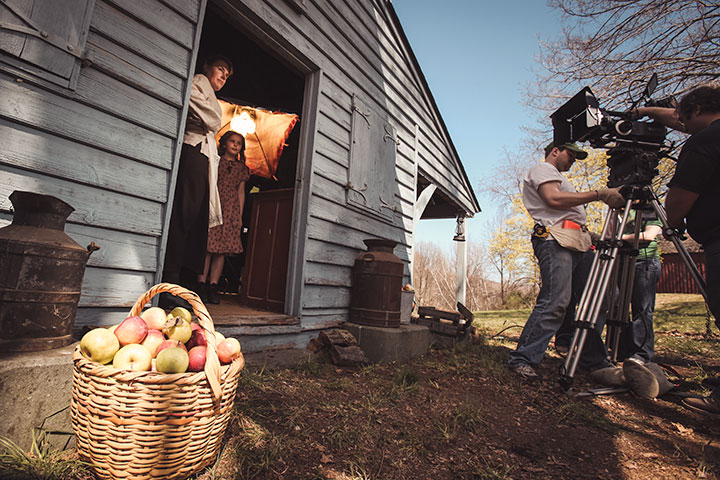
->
[114,316,148,346]
[141,307,167,330]
[142,329,166,357]
[217,337,242,364]
[156,339,187,356]
[186,329,207,350]
[187,346,207,372]
[112,344,153,371]
[191,322,202,332]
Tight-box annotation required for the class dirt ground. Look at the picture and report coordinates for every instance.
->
[197,295,720,480]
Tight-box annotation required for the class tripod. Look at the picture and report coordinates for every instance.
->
[558,184,709,390]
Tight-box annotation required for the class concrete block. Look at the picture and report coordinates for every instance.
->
[0,343,76,451]
[342,322,429,364]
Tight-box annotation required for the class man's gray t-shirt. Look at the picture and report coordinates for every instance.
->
[522,162,586,227]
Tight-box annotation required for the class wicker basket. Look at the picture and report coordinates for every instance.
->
[71,283,244,480]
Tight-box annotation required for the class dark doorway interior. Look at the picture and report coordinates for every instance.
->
[190,4,305,316]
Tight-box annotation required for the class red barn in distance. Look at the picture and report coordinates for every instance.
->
[657,237,706,294]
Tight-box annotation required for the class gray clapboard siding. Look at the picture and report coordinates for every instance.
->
[0,167,163,236]
[74,308,132,329]
[304,261,351,288]
[0,120,168,203]
[70,224,159,271]
[78,268,155,308]
[75,67,179,135]
[105,0,196,49]
[302,285,351,309]
[157,0,202,22]
[0,74,175,169]
[87,31,184,107]
[91,0,191,78]
[304,239,357,267]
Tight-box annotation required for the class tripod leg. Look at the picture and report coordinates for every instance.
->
[560,201,634,389]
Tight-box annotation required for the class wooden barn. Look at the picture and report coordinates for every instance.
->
[657,237,706,295]
[0,0,479,352]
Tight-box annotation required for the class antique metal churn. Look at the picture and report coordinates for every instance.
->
[350,238,403,328]
[0,191,98,352]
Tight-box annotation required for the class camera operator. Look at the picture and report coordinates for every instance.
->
[508,142,626,384]
[636,85,720,415]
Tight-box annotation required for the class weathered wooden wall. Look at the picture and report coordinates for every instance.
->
[234,0,478,332]
[0,0,204,327]
[657,253,706,294]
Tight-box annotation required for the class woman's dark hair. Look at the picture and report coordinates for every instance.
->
[678,85,720,118]
[200,54,234,76]
[218,130,246,161]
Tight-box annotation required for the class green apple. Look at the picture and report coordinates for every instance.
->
[112,344,153,371]
[80,328,120,364]
[170,306,192,323]
[162,317,192,343]
[156,347,189,373]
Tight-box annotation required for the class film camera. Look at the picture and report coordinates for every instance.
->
[550,74,673,188]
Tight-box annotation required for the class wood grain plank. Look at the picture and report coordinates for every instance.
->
[106,0,196,49]
[0,74,175,168]
[87,31,184,107]
[0,119,169,202]
[0,166,164,236]
[75,67,179,135]
[91,0,191,77]
[78,267,155,307]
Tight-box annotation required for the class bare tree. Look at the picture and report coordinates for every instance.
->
[533,0,720,112]
[413,242,455,310]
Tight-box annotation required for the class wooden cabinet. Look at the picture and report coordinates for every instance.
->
[241,188,294,312]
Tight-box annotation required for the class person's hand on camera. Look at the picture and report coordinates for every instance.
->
[597,187,625,207]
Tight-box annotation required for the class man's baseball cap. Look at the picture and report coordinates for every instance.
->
[544,141,588,159]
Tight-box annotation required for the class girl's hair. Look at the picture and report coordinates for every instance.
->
[218,130,246,161]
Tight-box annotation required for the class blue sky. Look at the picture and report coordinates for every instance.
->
[392,0,560,251]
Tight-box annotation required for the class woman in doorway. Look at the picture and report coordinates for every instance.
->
[198,130,251,304]
[160,54,233,308]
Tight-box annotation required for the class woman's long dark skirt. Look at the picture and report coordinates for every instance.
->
[162,143,209,285]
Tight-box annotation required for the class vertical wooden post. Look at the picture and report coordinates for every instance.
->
[454,215,467,306]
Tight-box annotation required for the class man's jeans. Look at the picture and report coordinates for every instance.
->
[509,237,610,370]
[618,257,661,363]
[702,238,720,402]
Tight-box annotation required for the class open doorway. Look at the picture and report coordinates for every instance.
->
[190,4,306,321]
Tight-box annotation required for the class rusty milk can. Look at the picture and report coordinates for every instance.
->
[350,238,404,328]
[0,191,98,352]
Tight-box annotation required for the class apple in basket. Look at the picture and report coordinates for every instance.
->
[156,346,189,373]
[80,328,120,364]
[141,307,167,330]
[186,328,207,350]
[217,337,242,364]
[113,344,153,371]
[156,339,187,356]
[141,329,166,357]
[114,315,148,346]
[170,306,192,323]
[187,346,207,372]
[162,317,192,343]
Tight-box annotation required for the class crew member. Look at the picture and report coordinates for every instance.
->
[637,85,720,415]
[508,142,625,384]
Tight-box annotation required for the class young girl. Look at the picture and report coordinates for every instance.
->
[198,130,251,303]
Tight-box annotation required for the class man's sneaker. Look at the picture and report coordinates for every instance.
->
[510,363,540,380]
[622,359,658,398]
[682,396,720,416]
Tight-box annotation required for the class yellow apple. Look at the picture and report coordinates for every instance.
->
[156,347,189,373]
[170,306,192,323]
[112,344,153,371]
[162,317,192,344]
[142,329,166,357]
[80,328,120,364]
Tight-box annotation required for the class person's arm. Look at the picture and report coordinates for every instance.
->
[622,224,662,243]
[635,106,686,132]
[538,182,624,209]
[665,186,700,230]
[236,180,247,227]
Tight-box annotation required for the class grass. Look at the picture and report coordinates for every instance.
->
[0,430,91,480]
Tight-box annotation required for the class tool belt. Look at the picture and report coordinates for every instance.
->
[548,219,592,252]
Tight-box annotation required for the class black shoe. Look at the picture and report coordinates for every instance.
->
[207,283,221,305]
[196,282,209,303]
